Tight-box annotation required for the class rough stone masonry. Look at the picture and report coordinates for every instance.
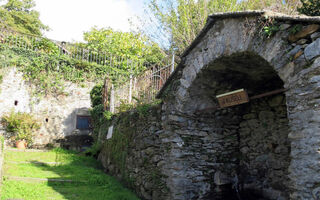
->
[99,11,320,200]
[0,67,95,147]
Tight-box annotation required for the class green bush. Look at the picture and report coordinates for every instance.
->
[298,0,320,16]
[0,135,4,151]
[1,111,40,144]
[90,84,103,107]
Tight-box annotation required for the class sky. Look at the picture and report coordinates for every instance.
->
[34,0,146,42]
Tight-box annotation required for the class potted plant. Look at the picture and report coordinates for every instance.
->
[1,111,40,149]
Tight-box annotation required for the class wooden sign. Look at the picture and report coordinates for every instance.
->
[216,89,249,108]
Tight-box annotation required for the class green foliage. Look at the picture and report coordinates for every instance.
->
[89,84,109,138]
[298,0,320,16]
[82,142,103,158]
[103,110,113,120]
[90,104,104,127]
[90,84,103,107]
[0,134,4,151]
[0,0,49,35]
[1,111,40,144]
[263,24,280,38]
[0,44,114,95]
[145,0,301,54]
[117,101,134,113]
[103,124,132,184]
[83,27,164,62]
[289,24,303,34]
[83,27,165,76]
[33,38,60,54]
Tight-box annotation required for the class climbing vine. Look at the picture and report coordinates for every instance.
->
[0,43,135,95]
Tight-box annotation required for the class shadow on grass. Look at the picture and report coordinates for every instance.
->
[27,149,139,200]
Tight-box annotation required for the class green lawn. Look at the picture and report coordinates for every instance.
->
[1,148,140,200]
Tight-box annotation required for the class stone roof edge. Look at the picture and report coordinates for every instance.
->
[209,10,320,22]
[156,10,320,98]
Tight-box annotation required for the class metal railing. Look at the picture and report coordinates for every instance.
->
[0,26,176,110]
[105,54,176,112]
[0,27,128,67]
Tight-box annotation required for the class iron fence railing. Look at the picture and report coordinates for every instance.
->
[112,55,175,111]
[0,26,177,110]
[0,27,128,66]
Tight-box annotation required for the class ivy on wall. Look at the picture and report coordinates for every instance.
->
[0,43,132,95]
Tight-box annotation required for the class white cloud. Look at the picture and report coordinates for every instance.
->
[35,0,136,42]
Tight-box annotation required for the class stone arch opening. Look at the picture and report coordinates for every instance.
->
[184,52,290,200]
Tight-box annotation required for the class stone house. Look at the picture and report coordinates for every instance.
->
[0,67,94,147]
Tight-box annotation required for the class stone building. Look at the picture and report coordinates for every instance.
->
[0,67,94,147]
[99,11,320,200]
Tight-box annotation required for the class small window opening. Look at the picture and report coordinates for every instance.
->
[45,118,49,122]
[76,115,91,130]
[14,100,18,106]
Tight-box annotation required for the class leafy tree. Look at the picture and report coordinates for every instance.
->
[83,27,165,75]
[0,0,48,35]
[142,0,300,55]
[298,0,320,16]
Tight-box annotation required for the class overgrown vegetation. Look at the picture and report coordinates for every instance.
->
[83,27,165,69]
[0,0,49,35]
[2,148,140,200]
[1,111,40,145]
[0,134,4,151]
[89,84,105,137]
[142,0,301,55]
[0,42,128,95]
[298,0,320,16]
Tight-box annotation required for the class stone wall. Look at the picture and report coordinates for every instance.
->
[159,95,290,200]
[98,94,289,200]
[99,12,320,200]
[0,137,3,184]
[0,67,94,146]
[98,105,171,200]
[158,12,320,200]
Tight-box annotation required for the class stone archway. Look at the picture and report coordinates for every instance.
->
[159,12,320,200]
[182,52,290,199]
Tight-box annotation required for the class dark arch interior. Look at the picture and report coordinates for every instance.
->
[182,52,290,200]
[187,52,284,111]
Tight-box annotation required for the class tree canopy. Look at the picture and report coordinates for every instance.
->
[141,0,301,55]
[298,0,320,16]
[0,0,48,35]
[82,27,165,74]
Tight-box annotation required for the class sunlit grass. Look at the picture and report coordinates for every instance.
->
[1,148,140,200]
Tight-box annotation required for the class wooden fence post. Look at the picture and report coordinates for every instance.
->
[102,78,109,111]
[110,84,115,113]
[129,74,132,104]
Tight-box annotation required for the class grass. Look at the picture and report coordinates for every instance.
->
[1,148,140,200]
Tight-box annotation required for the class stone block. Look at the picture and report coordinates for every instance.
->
[288,24,320,43]
[296,39,308,45]
[305,38,320,61]
[214,171,231,185]
[309,75,320,84]
[279,24,291,31]
[243,113,256,120]
[259,111,274,122]
[311,32,320,41]
[268,95,284,107]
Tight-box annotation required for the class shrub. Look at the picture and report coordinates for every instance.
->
[298,0,320,16]
[1,111,40,144]
[90,84,103,107]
